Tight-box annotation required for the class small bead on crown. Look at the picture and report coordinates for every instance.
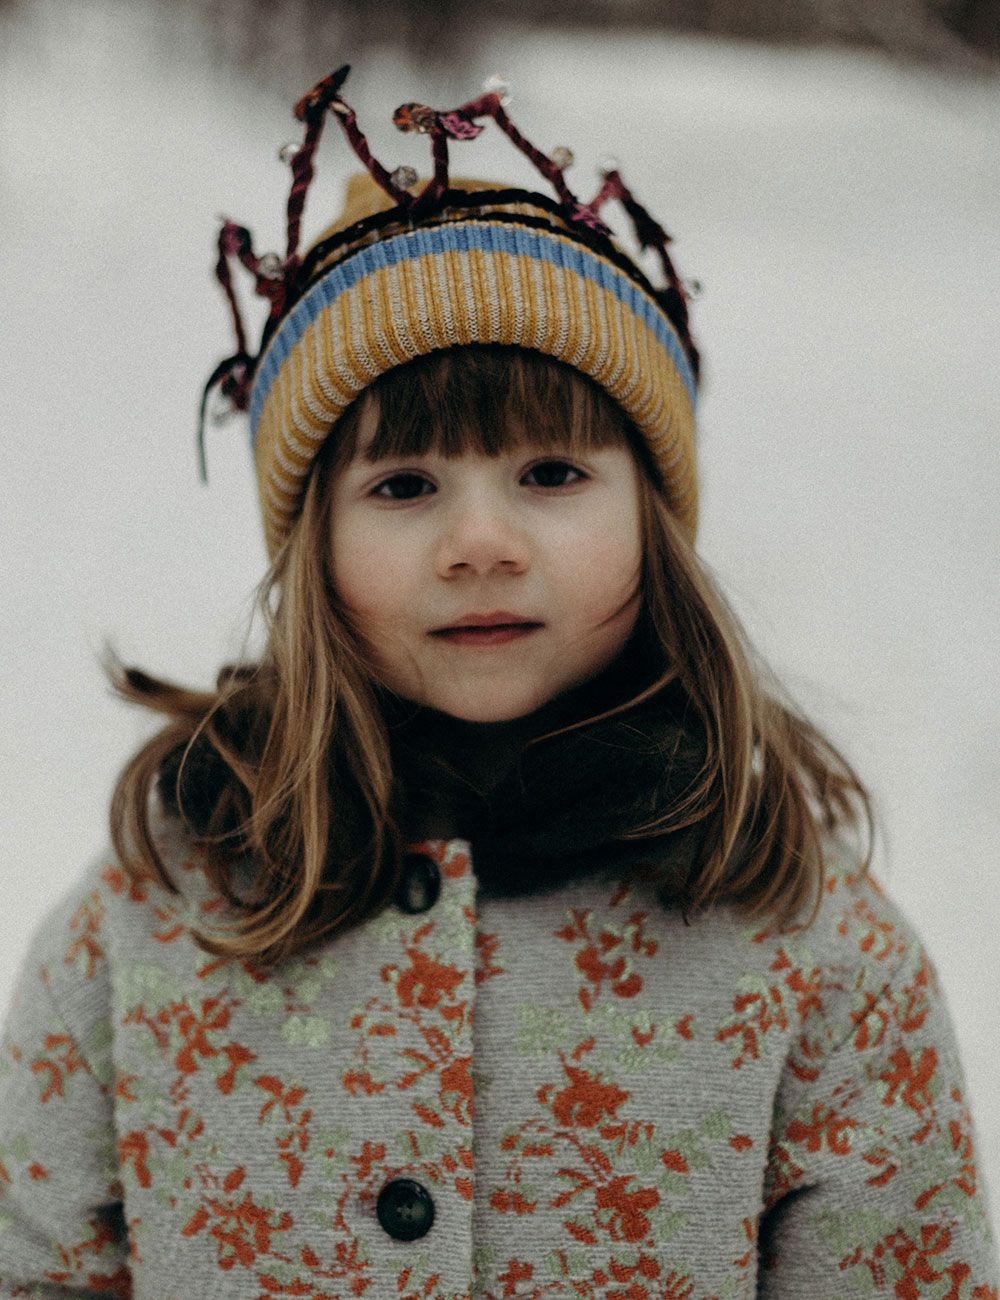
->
[200,64,699,475]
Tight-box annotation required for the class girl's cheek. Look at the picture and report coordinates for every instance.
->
[571,534,642,605]
[329,519,389,612]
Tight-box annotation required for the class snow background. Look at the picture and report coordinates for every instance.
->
[1,0,998,1243]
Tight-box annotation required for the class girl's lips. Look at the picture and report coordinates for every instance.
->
[430,622,543,647]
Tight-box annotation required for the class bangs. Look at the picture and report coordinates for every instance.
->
[328,346,640,468]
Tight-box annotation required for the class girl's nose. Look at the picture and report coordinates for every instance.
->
[434,496,530,578]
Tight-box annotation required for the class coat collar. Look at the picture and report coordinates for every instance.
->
[387,632,708,897]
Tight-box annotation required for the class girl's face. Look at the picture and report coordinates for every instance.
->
[328,416,644,724]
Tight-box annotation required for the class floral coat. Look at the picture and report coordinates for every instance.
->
[0,813,996,1300]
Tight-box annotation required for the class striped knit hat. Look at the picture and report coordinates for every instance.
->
[203,67,700,558]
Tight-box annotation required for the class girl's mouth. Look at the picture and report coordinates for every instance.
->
[432,624,542,647]
[430,615,544,647]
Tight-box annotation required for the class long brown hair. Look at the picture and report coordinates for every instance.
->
[110,345,872,964]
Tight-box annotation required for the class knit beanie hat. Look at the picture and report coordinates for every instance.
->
[203,67,701,559]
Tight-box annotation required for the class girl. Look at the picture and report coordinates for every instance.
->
[1,66,996,1300]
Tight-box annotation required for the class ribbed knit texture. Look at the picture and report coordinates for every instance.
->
[1,815,997,1298]
[250,201,698,559]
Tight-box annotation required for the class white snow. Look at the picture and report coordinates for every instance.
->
[2,0,998,1244]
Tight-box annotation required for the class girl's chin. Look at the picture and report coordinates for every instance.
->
[401,680,605,728]
[421,699,549,726]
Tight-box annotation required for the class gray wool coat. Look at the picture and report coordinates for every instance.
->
[1,812,997,1299]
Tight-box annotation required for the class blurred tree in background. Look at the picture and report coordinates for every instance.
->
[0,0,995,86]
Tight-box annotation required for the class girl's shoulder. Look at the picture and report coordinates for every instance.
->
[728,842,938,1010]
[8,812,217,1030]
[784,845,927,986]
[685,836,927,981]
[549,838,947,1080]
[769,843,914,947]
[693,843,951,1079]
[595,836,928,981]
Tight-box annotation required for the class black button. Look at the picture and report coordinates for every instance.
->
[376,1177,435,1241]
[395,853,441,914]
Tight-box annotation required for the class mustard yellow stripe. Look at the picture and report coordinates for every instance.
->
[519,247,548,352]
[266,463,301,505]
[440,249,472,345]
[260,426,301,491]
[314,301,361,403]
[281,325,314,438]
[601,289,632,392]
[563,250,585,368]
[475,252,494,340]
[264,460,308,522]
[255,356,294,493]
[358,275,381,371]
[336,291,373,388]
[260,480,294,544]
[391,263,425,360]
[411,251,438,351]
[493,244,518,347]
[296,325,340,434]
[460,247,484,344]
[371,266,414,367]
[466,248,486,340]
[577,268,608,375]
[284,335,331,454]
[313,309,359,407]
[536,253,562,355]
[255,237,699,555]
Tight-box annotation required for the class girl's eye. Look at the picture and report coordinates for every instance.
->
[371,473,435,501]
[522,460,586,489]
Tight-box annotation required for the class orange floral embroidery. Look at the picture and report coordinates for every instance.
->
[538,1059,630,1129]
[389,946,467,1012]
[31,1032,90,1103]
[880,1046,939,1118]
[593,1175,660,1243]
[716,982,789,1068]
[64,893,106,979]
[255,1076,312,1188]
[850,1222,981,1299]
[555,908,657,1011]
[475,928,505,984]
[182,1191,294,1270]
[125,996,256,1095]
[784,1102,858,1156]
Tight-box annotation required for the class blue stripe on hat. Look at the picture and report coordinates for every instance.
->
[250,220,697,436]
